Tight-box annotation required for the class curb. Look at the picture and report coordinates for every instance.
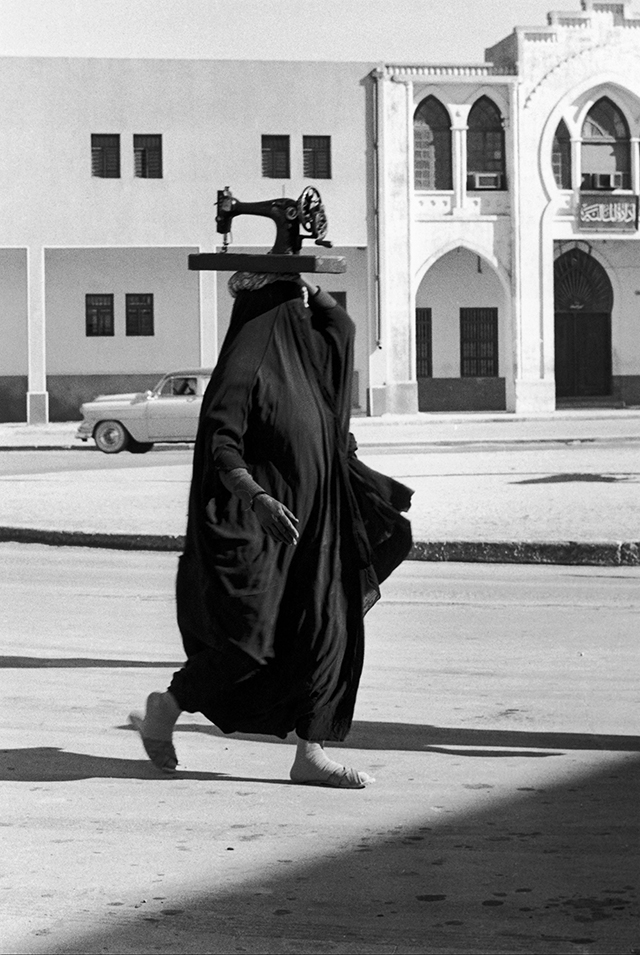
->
[409,540,640,566]
[1,436,640,452]
[1,526,638,565]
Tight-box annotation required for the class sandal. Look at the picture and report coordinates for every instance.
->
[129,712,178,774]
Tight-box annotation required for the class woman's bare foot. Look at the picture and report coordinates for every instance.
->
[289,739,375,789]
[129,691,181,773]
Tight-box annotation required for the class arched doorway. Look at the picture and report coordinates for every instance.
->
[415,246,507,410]
[554,248,613,398]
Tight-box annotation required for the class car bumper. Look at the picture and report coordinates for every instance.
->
[76,421,93,442]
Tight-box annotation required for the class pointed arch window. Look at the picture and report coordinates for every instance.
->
[413,97,452,191]
[467,96,506,190]
[581,97,631,190]
[552,120,572,189]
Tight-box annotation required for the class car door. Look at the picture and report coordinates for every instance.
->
[146,375,201,440]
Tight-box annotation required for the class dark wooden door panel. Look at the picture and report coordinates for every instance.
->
[554,313,574,397]
[555,312,611,397]
[575,313,611,396]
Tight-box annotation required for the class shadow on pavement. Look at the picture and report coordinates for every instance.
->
[513,473,635,485]
[0,747,287,784]
[27,753,640,955]
[172,719,640,754]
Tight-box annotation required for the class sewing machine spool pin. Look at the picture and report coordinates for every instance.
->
[188,186,346,274]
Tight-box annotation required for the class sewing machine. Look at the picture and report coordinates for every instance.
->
[188,186,346,273]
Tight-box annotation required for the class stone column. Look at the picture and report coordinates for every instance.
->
[369,70,418,415]
[512,87,555,413]
[449,105,471,215]
[571,137,581,191]
[198,264,218,367]
[630,137,640,195]
[27,245,48,424]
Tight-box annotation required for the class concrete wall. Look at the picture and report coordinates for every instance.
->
[415,245,508,410]
[0,249,28,374]
[47,373,161,422]
[595,240,640,378]
[0,249,28,421]
[416,246,508,378]
[45,248,200,374]
[0,58,373,250]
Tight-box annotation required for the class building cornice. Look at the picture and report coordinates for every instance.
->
[376,64,517,82]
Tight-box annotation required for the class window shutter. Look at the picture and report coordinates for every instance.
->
[86,294,114,336]
[415,308,432,377]
[303,136,331,179]
[460,308,498,377]
[126,294,154,336]
[134,135,162,178]
[262,136,290,178]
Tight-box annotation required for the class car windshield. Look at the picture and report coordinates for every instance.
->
[157,376,197,397]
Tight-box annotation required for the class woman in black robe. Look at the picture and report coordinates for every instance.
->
[130,275,412,788]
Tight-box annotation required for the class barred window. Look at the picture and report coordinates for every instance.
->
[460,307,498,377]
[552,120,572,189]
[262,135,290,178]
[303,136,331,178]
[415,308,432,377]
[91,134,120,178]
[86,294,114,336]
[134,134,163,178]
[581,97,631,189]
[414,97,452,190]
[126,294,154,336]
[467,97,506,189]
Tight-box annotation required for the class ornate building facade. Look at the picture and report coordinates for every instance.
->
[0,1,639,421]
[374,0,640,414]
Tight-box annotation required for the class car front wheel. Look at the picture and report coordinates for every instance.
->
[94,420,130,454]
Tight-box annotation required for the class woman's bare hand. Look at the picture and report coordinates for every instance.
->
[253,494,300,546]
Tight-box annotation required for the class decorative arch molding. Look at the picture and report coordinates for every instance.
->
[553,241,622,309]
[462,85,510,119]
[525,45,640,112]
[538,71,640,199]
[414,240,511,299]
[553,247,614,312]
[412,91,454,126]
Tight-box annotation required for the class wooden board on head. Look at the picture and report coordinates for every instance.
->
[188,253,347,273]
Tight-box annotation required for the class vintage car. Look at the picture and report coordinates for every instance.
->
[76,368,213,453]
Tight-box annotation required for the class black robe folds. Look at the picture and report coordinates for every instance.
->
[171,282,412,741]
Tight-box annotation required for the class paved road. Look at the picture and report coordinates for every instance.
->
[0,444,638,544]
[0,448,190,476]
[2,545,638,954]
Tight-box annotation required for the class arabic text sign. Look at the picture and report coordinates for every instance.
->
[578,196,638,231]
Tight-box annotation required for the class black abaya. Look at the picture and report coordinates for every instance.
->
[170,282,412,741]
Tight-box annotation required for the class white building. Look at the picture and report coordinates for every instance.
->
[1,0,640,422]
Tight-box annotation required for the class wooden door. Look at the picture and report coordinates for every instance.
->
[554,312,611,397]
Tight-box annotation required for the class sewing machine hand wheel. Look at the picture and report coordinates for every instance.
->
[297,186,328,241]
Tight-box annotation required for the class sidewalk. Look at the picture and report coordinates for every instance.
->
[1,408,640,450]
[0,413,639,564]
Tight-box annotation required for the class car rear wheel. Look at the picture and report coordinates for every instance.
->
[129,440,154,454]
[94,420,130,454]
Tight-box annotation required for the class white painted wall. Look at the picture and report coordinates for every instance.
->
[45,248,200,374]
[416,246,507,378]
[592,240,640,376]
[0,58,372,250]
[0,250,28,374]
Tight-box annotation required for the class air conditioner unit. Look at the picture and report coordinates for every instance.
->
[471,172,503,190]
[611,172,625,189]
[592,173,613,189]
